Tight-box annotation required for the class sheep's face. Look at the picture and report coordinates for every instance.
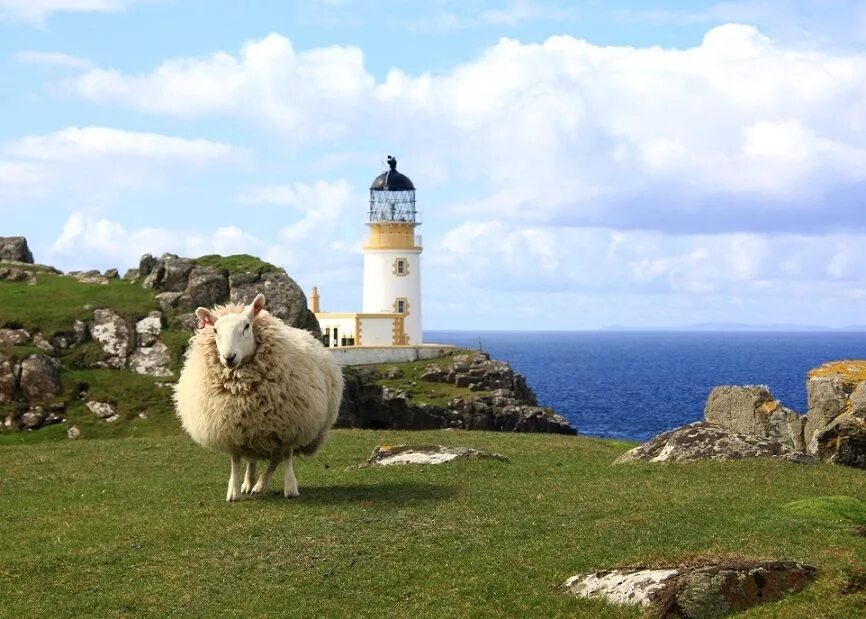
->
[196,293,266,370]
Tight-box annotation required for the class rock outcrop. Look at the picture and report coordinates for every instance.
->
[361,444,508,466]
[139,253,319,336]
[0,236,34,263]
[614,422,814,464]
[802,361,866,468]
[563,561,816,618]
[338,352,576,435]
[704,385,805,451]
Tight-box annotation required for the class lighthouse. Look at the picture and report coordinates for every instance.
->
[363,156,423,344]
[313,155,440,357]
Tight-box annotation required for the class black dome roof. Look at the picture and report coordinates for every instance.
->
[370,155,415,191]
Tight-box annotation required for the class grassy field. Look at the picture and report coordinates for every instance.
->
[1,431,865,618]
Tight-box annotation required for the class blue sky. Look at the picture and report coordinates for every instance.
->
[3,0,866,329]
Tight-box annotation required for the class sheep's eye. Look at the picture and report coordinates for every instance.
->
[213,328,218,335]
[243,324,250,334]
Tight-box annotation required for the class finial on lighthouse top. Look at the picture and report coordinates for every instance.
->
[371,155,415,191]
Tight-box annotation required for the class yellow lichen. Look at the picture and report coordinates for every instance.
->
[807,360,866,382]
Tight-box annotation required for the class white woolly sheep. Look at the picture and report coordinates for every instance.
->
[174,293,343,501]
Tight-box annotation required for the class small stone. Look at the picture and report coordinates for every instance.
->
[67,425,80,439]
[86,400,116,421]
[361,444,508,467]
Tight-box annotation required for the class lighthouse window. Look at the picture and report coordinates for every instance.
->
[394,258,409,276]
[397,300,406,313]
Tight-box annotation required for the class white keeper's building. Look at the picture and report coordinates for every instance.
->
[312,156,441,360]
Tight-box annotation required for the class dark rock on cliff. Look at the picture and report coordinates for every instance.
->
[337,357,576,435]
[0,237,34,263]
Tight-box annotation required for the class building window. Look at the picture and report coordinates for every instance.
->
[394,297,409,315]
[393,257,410,277]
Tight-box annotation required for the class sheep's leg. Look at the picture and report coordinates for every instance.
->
[241,460,257,494]
[226,454,243,502]
[284,448,299,498]
[251,459,279,495]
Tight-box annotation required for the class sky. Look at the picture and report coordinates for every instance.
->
[3,1,866,330]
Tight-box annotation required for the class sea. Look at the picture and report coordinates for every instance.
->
[425,331,866,442]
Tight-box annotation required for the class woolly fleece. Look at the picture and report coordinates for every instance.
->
[174,305,343,460]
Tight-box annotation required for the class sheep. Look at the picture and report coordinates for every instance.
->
[174,293,343,501]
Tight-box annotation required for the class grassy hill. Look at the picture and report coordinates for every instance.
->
[1,430,865,617]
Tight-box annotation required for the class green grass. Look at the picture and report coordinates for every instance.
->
[784,496,866,527]
[193,254,278,274]
[1,431,864,617]
[373,354,493,408]
[0,274,157,334]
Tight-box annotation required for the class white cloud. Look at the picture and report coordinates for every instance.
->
[12,51,93,69]
[237,179,355,242]
[63,26,866,233]
[431,221,866,298]
[0,0,159,24]
[5,126,236,164]
[50,211,276,271]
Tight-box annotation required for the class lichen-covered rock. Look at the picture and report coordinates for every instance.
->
[614,422,814,464]
[91,308,130,368]
[67,425,80,439]
[67,270,109,285]
[123,268,140,281]
[86,400,118,422]
[0,328,30,346]
[803,361,866,468]
[0,267,34,283]
[705,385,805,450]
[0,355,19,403]
[129,340,172,377]
[0,236,34,263]
[19,409,44,429]
[18,355,60,403]
[72,319,89,345]
[563,561,816,618]
[361,444,508,467]
[135,312,162,347]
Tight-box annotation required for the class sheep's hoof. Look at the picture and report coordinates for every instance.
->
[250,481,267,495]
[226,489,242,502]
[241,482,253,494]
[284,487,300,499]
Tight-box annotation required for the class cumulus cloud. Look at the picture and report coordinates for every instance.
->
[5,126,236,164]
[237,179,355,242]
[63,26,866,234]
[0,0,159,24]
[431,221,866,298]
[50,211,279,271]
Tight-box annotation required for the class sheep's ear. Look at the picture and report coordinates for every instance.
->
[195,307,217,329]
[248,293,266,318]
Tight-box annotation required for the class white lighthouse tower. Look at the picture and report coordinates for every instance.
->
[363,156,423,344]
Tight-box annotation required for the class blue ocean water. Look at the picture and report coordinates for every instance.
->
[425,331,866,442]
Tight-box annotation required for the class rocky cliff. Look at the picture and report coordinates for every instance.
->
[339,351,576,434]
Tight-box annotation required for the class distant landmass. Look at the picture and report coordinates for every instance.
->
[599,323,866,332]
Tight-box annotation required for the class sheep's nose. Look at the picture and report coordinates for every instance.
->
[224,354,237,366]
